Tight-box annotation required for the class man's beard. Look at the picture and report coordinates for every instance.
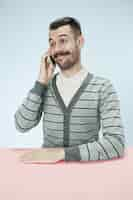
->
[55,50,80,71]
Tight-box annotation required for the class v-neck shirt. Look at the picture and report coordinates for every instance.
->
[56,66,89,107]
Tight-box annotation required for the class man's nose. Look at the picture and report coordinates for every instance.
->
[54,44,64,56]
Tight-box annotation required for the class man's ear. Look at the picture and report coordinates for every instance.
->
[77,35,84,49]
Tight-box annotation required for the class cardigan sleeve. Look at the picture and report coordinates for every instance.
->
[64,80,126,161]
[14,81,48,133]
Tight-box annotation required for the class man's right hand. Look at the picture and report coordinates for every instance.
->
[37,49,56,86]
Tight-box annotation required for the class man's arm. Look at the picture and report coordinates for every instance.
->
[64,80,126,161]
[14,81,48,133]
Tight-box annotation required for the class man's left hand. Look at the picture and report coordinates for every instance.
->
[19,148,65,163]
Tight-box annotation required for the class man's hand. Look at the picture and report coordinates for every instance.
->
[19,148,65,163]
[38,49,56,85]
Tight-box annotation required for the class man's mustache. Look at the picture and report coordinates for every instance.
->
[54,51,70,58]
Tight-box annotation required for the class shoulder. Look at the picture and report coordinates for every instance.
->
[91,74,112,86]
[90,74,117,94]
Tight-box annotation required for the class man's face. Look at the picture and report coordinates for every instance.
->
[48,25,82,71]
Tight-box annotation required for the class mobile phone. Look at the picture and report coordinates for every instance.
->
[49,56,56,65]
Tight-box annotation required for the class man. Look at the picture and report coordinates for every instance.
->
[14,16,126,163]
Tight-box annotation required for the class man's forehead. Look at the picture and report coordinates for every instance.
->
[49,25,73,40]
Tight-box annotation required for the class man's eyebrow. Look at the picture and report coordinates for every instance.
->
[58,34,68,37]
[49,34,69,42]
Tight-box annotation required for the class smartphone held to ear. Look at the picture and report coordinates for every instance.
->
[49,56,56,65]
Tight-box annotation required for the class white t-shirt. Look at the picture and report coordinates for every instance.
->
[56,66,89,106]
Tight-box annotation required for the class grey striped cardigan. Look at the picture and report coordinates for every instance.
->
[14,72,126,161]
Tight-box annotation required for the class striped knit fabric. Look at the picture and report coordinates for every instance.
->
[14,72,126,161]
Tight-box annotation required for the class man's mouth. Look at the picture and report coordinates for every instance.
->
[58,55,65,58]
[56,54,67,61]
[55,52,70,59]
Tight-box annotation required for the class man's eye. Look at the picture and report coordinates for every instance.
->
[61,39,65,43]
[60,38,67,44]
[50,43,54,47]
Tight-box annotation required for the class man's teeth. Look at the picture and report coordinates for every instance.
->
[58,55,65,59]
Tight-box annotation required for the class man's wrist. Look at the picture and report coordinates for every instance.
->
[60,149,65,160]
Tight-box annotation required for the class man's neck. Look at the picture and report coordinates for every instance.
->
[60,62,83,78]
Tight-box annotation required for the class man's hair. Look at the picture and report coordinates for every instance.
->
[49,16,82,38]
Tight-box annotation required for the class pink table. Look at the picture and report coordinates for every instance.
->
[0,147,132,200]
